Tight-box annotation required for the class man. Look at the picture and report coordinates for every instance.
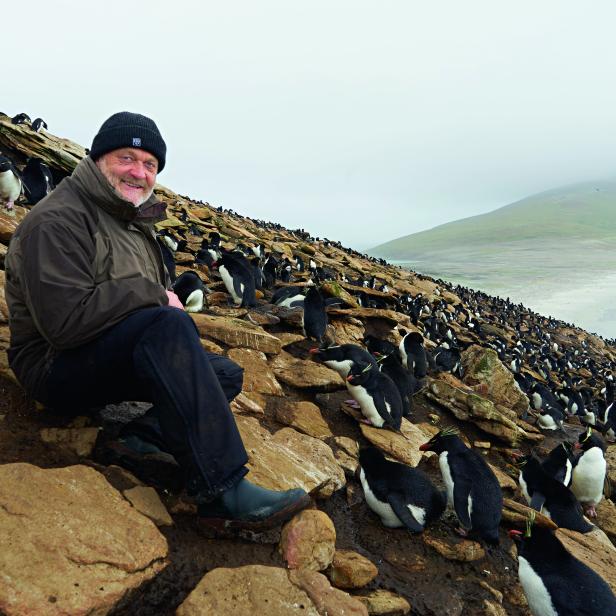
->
[5,112,310,528]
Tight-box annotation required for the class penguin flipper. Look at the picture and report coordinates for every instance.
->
[530,492,547,512]
[453,481,473,530]
[232,277,244,301]
[387,494,424,533]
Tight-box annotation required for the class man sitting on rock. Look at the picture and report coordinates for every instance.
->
[4,111,310,528]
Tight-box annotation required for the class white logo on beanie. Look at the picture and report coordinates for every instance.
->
[132,137,142,147]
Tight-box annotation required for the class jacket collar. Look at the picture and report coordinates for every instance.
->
[70,157,167,223]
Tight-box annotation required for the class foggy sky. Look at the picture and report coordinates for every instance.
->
[5,0,616,250]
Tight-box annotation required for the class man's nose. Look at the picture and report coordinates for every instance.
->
[128,162,147,179]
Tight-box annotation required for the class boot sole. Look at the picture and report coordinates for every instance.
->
[198,493,312,532]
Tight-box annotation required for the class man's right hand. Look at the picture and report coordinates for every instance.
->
[166,290,184,310]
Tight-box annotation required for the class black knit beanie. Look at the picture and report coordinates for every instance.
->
[90,112,167,172]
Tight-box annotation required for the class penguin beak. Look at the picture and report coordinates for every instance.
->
[418,442,430,451]
[509,450,524,461]
[309,347,319,354]
[574,441,582,450]
[508,529,523,542]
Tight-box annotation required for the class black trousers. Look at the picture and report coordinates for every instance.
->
[38,306,249,497]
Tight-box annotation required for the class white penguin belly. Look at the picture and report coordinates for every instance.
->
[359,469,402,527]
[563,459,573,486]
[571,448,606,505]
[347,383,385,427]
[518,556,558,616]
[537,414,559,430]
[184,289,204,313]
[439,452,455,507]
[519,473,531,505]
[324,359,353,378]
[219,266,242,305]
[0,170,21,202]
[398,340,408,369]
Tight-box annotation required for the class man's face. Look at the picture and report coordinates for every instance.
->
[96,148,158,206]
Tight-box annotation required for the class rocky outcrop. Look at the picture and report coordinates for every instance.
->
[176,565,368,616]
[190,313,282,355]
[425,377,542,446]
[0,463,167,616]
[236,416,345,498]
[461,345,529,415]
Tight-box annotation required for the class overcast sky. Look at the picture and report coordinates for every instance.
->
[5,1,616,250]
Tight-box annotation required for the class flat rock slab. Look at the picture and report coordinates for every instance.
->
[272,351,344,391]
[236,416,346,498]
[423,534,486,562]
[360,418,434,467]
[557,526,616,593]
[356,589,411,615]
[273,400,333,440]
[191,313,282,355]
[123,486,173,527]
[177,565,368,616]
[227,348,284,396]
[0,463,168,616]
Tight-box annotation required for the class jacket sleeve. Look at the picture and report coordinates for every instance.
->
[19,220,169,350]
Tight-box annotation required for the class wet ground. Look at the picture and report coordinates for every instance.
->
[0,376,534,615]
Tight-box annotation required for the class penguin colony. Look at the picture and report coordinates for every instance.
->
[3,112,616,615]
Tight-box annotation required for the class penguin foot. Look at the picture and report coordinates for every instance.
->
[360,418,373,425]
[583,504,597,518]
[454,526,469,537]
[345,399,360,409]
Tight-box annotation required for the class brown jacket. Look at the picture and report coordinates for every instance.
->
[5,157,170,398]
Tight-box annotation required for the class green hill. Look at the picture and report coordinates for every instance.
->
[371,180,616,260]
[369,180,616,337]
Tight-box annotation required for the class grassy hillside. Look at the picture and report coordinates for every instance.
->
[371,180,616,259]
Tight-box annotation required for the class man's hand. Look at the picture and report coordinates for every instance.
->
[166,290,184,310]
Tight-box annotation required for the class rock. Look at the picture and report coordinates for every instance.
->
[280,510,337,571]
[488,463,517,491]
[273,400,333,439]
[327,550,378,589]
[230,392,265,416]
[176,565,320,615]
[207,305,248,318]
[274,332,306,347]
[557,526,616,592]
[199,337,224,354]
[0,209,20,243]
[272,351,344,391]
[246,309,281,326]
[355,590,411,615]
[191,313,282,355]
[227,348,284,396]
[329,317,366,345]
[0,271,8,325]
[481,600,508,616]
[327,307,412,329]
[333,437,359,476]
[501,498,558,529]
[425,377,542,446]
[236,416,345,498]
[595,499,616,544]
[39,427,100,457]
[0,463,167,616]
[359,417,434,467]
[288,569,369,616]
[122,486,173,527]
[422,534,486,561]
[320,281,360,308]
[461,345,528,415]
[474,441,491,449]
